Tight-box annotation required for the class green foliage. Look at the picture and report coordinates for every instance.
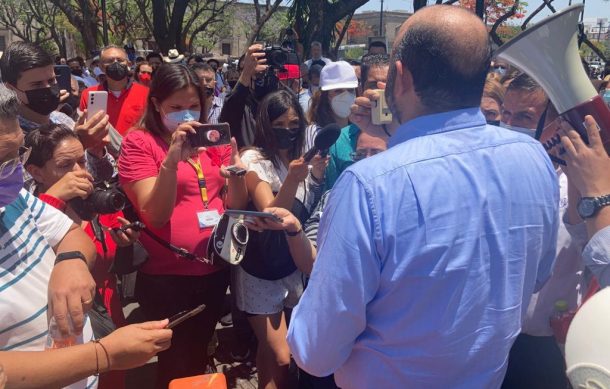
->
[343,46,364,60]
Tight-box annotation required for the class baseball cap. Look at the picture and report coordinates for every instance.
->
[278,64,301,80]
[320,61,358,91]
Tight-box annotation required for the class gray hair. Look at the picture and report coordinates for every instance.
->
[311,41,322,48]
[100,44,127,58]
[0,83,20,121]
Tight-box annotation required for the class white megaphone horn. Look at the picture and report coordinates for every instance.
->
[494,5,610,154]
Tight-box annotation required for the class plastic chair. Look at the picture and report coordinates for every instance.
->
[168,373,228,389]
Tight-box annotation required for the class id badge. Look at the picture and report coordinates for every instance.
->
[197,210,221,229]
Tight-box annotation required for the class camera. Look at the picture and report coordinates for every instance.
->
[69,181,126,221]
[262,45,289,69]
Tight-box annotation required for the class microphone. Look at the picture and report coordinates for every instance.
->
[303,124,341,162]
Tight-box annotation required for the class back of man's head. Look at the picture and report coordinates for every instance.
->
[0,41,54,86]
[394,5,491,112]
[0,84,19,124]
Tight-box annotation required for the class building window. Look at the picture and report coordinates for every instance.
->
[222,43,231,56]
[0,36,6,52]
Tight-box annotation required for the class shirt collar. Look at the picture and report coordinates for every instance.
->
[389,107,486,148]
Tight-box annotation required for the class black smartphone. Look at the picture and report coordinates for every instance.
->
[112,221,146,233]
[224,209,283,223]
[54,65,72,91]
[166,304,206,329]
[226,165,247,177]
[188,123,231,148]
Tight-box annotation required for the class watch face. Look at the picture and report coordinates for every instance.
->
[578,198,597,218]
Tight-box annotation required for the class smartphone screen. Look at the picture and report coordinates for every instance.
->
[54,65,72,92]
[224,210,283,223]
[166,304,206,329]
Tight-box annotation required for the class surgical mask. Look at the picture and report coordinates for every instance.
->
[71,69,83,77]
[500,121,537,138]
[0,163,24,208]
[105,62,129,81]
[493,67,507,76]
[162,109,200,133]
[23,85,61,116]
[139,73,151,84]
[331,91,356,119]
[603,90,610,104]
[273,127,299,149]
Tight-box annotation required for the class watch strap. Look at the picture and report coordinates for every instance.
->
[285,227,302,237]
[54,251,87,266]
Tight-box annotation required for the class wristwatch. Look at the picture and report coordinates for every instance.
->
[54,251,88,266]
[577,194,610,219]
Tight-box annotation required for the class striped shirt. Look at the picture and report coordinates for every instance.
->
[304,190,330,247]
[0,189,97,388]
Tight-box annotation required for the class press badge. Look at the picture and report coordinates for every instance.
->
[197,210,221,228]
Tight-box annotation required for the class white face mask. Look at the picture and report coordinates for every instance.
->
[331,91,356,119]
[162,109,200,133]
[500,121,537,138]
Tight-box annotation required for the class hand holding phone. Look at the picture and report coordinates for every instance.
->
[371,89,393,125]
[188,123,231,148]
[224,209,284,224]
[166,304,206,329]
[86,91,108,121]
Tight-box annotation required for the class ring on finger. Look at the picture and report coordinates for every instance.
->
[81,298,93,305]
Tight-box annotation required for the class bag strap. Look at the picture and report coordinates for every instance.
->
[141,227,213,265]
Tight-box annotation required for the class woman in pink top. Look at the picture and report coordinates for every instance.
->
[118,63,247,388]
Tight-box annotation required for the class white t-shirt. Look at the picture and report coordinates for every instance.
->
[0,189,97,388]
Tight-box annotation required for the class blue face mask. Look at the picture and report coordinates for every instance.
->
[500,121,537,138]
[162,109,200,133]
[0,163,24,208]
[603,90,610,104]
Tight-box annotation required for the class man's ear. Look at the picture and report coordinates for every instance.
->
[394,60,413,97]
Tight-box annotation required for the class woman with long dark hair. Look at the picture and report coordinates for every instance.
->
[236,89,327,389]
[117,63,247,388]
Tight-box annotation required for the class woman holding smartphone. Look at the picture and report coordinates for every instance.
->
[237,89,327,389]
[117,63,247,388]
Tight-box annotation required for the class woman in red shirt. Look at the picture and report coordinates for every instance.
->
[24,123,138,389]
[118,63,247,388]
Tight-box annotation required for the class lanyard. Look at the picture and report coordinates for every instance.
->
[188,157,209,209]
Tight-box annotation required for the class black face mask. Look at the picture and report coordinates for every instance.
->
[66,94,80,110]
[273,127,299,150]
[24,85,60,116]
[228,80,238,89]
[71,69,83,77]
[105,62,128,81]
[487,120,500,126]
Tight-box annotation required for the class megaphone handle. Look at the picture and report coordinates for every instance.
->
[562,95,610,153]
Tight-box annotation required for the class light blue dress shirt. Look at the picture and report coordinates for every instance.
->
[583,225,610,287]
[287,108,560,389]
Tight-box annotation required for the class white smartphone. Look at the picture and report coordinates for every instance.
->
[371,89,393,125]
[86,91,108,121]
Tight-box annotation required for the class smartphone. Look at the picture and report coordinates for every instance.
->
[371,89,393,125]
[226,165,247,177]
[112,221,146,233]
[224,210,283,223]
[188,123,231,148]
[166,304,206,329]
[54,65,72,92]
[86,91,108,121]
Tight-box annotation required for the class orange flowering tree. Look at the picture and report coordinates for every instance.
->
[460,0,527,23]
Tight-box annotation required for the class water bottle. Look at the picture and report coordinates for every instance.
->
[549,299,570,354]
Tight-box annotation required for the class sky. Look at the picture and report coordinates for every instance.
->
[357,0,610,24]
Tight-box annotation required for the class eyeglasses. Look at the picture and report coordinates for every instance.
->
[350,148,384,162]
[0,146,31,180]
[101,58,128,66]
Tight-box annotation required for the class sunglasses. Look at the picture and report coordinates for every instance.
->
[350,148,384,162]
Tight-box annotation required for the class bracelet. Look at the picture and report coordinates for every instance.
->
[382,124,392,137]
[285,227,303,237]
[54,251,87,266]
[161,162,178,171]
[39,193,66,211]
[92,342,99,376]
[93,339,111,373]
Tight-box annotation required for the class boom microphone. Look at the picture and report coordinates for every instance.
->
[303,124,341,162]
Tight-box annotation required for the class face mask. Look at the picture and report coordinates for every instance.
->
[65,94,80,110]
[603,90,610,104]
[228,80,238,89]
[139,73,151,83]
[487,119,500,126]
[23,85,61,116]
[105,62,129,81]
[71,69,83,77]
[273,127,299,150]
[331,91,356,119]
[500,121,537,138]
[0,163,24,208]
[162,109,200,133]
[493,67,507,76]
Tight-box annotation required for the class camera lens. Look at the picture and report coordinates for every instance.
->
[89,188,126,214]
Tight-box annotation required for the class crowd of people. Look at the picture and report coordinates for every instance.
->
[1,4,610,389]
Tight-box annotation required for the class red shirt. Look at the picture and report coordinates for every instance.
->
[118,129,231,276]
[80,81,149,136]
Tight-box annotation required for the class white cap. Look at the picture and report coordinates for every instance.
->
[164,49,184,64]
[565,286,610,388]
[320,61,358,91]
[93,67,104,77]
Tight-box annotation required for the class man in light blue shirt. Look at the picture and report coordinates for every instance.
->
[287,6,559,389]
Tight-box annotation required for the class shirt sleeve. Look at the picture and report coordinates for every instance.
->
[287,171,381,377]
[534,179,560,292]
[23,190,73,248]
[304,190,331,247]
[583,225,610,288]
[241,149,275,185]
[118,131,159,184]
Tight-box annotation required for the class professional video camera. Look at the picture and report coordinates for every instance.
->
[69,179,126,221]
[254,42,298,99]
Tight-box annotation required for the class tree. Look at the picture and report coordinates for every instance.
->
[336,19,372,45]
[289,0,370,59]
[460,0,526,23]
[48,0,100,55]
[246,0,284,47]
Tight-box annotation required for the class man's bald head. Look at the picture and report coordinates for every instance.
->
[391,5,491,113]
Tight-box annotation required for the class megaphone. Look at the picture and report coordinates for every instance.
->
[565,287,610,388]
[494,5,610,156]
